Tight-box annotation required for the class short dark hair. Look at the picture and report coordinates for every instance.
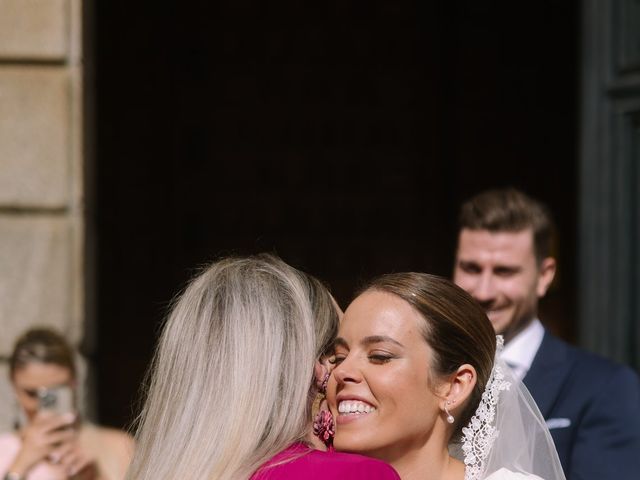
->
[458,188,554,263]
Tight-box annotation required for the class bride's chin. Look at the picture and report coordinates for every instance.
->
[333,436,367,454]
[333,436,386,459]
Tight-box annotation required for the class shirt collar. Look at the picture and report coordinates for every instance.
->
[500,318,544,376]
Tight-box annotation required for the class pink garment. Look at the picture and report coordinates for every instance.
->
[0,433,67,480]
[251,443,400,479]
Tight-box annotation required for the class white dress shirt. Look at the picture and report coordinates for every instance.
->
[500,318,545,381]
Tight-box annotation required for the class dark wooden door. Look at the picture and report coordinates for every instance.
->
[580,0,640,369]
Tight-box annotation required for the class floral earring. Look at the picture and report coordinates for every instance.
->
[313,372,334,448]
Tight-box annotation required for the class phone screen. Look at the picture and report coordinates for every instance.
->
[37,385,75,416]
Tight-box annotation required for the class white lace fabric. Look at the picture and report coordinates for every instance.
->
[454,336,566,480]
[461,336,511,480]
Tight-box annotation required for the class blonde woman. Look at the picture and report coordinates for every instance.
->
[126,255,399,480]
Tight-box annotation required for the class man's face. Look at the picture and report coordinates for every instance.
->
[453,228,555,342]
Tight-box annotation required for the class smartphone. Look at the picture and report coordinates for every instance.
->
[37,385,75,416]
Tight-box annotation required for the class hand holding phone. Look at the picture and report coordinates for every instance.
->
[9,411,76,477]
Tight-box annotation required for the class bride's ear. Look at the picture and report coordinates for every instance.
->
[440,364,477,411]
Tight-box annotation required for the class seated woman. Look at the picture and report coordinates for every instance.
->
[126,255,399,480]
[0,328,135,480]
[327,272,565,480]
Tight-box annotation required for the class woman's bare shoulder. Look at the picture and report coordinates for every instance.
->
[95,427,134,448]
[81,424,135,455]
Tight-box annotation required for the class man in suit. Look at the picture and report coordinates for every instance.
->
[452,187,640,480]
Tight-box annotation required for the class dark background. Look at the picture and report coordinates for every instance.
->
[91,1,579,428]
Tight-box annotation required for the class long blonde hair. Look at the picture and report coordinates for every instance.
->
[126,255,337,480]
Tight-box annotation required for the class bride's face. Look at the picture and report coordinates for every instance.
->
[327,290,444,461]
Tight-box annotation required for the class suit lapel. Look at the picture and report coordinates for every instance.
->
[523,331,573,418]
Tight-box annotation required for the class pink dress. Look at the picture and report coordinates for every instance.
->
[0,433,66,480]
[251,443,400,479]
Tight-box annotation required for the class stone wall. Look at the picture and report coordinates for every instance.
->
[0,0,84,429]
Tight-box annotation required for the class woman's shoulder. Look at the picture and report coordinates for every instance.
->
[80,423,135,450]
[0,432,20,454]
[254,445,400,479]
[0,431,19,444]
[79,423,135,479]
[0,433,20,472]
[316,449,400,478]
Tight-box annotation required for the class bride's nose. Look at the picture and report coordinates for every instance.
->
[332,357,362,385]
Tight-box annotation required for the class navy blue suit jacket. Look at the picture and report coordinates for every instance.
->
[523,331,640,480]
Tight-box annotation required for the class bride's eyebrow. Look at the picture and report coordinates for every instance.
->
[361,335,404,348]
[333,335,405,349]
[333,337,349,349]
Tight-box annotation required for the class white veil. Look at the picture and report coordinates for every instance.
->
[450,337,566,480]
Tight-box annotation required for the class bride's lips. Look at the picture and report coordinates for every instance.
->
[335,395,377,425]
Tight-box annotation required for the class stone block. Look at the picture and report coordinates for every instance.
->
[0,67,70,207]
[0,0,68,60]
[0,362,14,432]
[0,216,76,356]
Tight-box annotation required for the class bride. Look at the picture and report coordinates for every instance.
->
[326,272,565,480]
